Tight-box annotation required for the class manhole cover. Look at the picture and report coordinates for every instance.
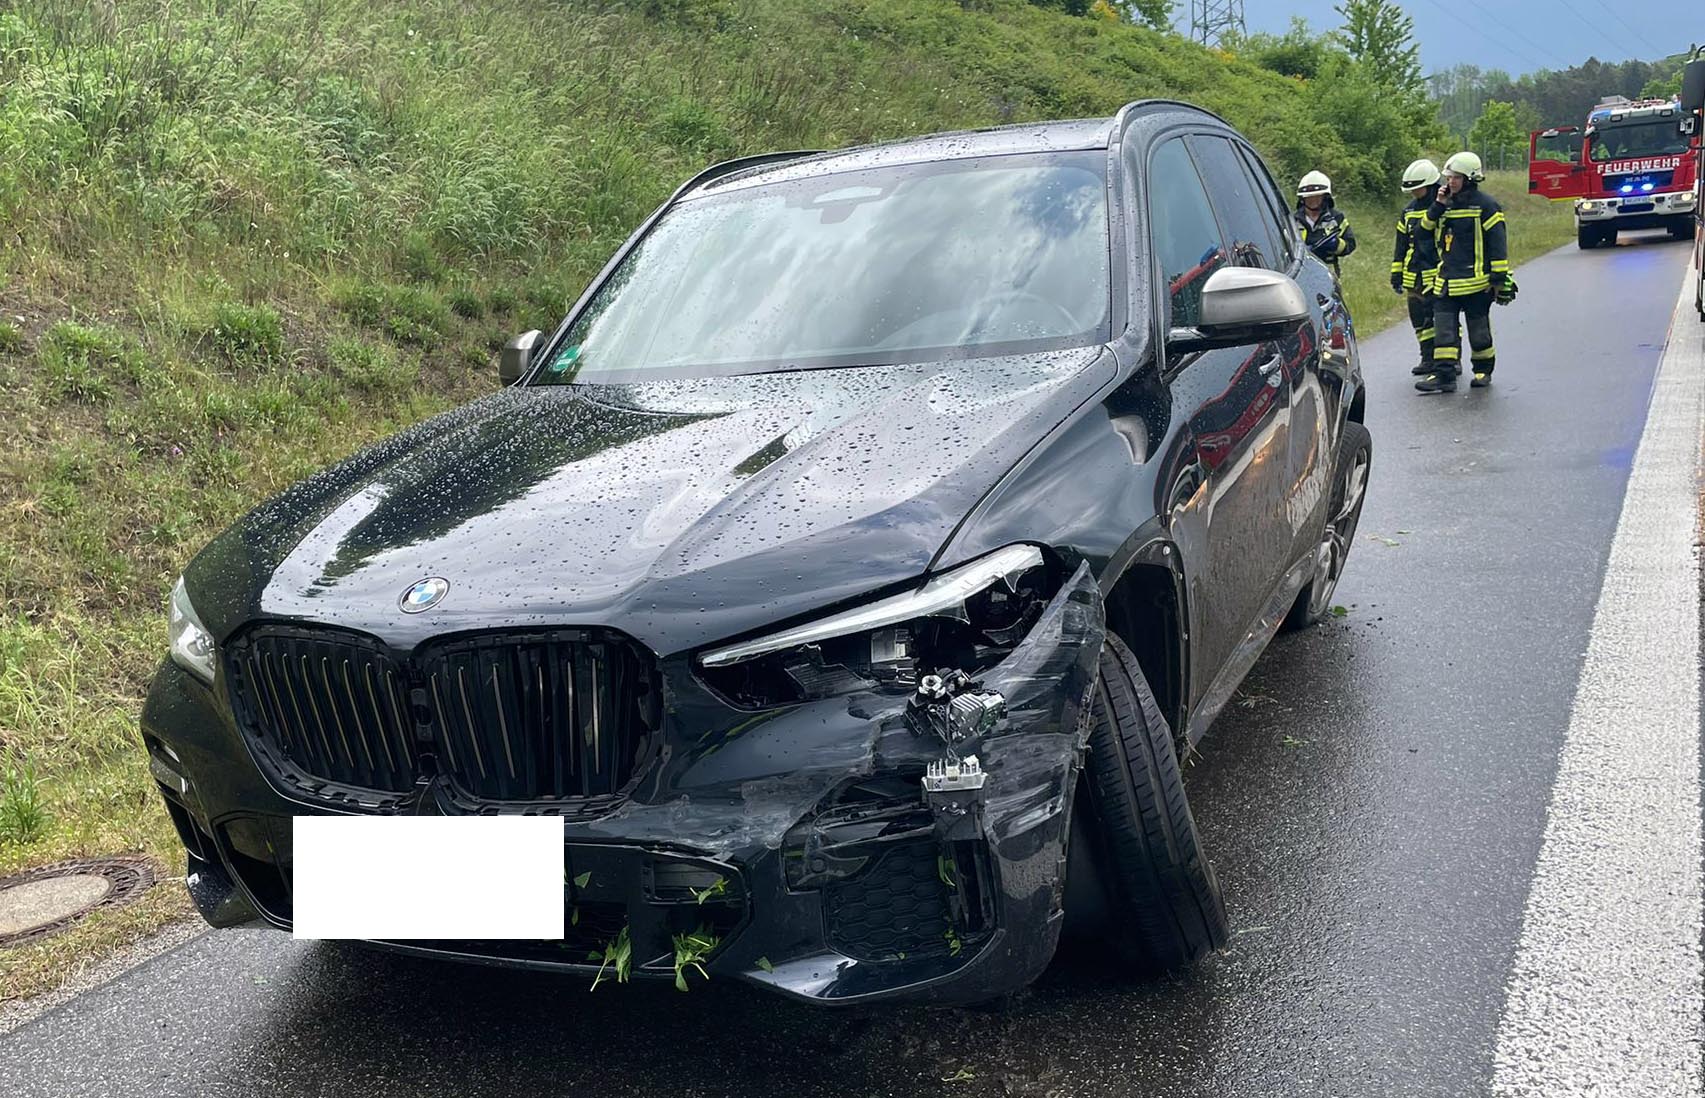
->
[0,857,155,948]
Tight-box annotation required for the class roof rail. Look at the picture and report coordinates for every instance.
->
[671,150,822,200]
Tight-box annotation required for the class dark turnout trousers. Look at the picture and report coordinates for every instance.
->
[1432,290,1495,376]
[1406,290,1435,365]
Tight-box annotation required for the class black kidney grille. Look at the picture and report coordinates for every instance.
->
[422,634,653,801]
[226,626,656,804]
[228,630,416,794]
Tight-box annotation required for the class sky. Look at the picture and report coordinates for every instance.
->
[1238,0,1682,77]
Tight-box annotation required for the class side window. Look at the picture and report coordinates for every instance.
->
[1147,138,1226,330]
[1236,143,1297,267]
[1187,135,1282,271]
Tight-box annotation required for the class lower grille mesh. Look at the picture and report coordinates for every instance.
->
[824,842,954,961]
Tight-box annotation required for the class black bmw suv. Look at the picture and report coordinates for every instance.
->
[144,100,1369,1004]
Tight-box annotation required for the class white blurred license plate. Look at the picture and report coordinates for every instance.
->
[291,816,564,940]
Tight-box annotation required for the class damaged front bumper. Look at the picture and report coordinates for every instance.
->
[139,564,1104,1005]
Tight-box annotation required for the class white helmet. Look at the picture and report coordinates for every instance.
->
[1297,170,1332,198]
[1442,151,1485,183]
[1401,158,1441,190]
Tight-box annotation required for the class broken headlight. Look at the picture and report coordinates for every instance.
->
[697,544,1058,708]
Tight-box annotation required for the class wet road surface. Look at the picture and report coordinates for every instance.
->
[0,234,1696,1097]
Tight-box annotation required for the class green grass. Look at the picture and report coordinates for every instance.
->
[0,0,1580,1003]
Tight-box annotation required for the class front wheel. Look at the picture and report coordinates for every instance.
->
[1073,634,1228,974]
[1669,219,1694,241]
[1283,420,1373,630]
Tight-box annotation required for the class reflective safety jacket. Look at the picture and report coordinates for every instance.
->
[1422,187,1508,297]
[1292,198,1357,272]
[1390,195,1440,292]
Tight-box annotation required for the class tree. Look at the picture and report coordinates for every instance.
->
[1468,100,1525,171]
[1031,0,1172,31]
[1332,0,1423,100]
[1230,16,1334,80]
[1641,66,1683,99]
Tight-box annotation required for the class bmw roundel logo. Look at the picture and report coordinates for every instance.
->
[399,577,450,614]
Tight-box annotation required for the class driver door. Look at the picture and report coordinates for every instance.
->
[1143,136,1294,704]
[1530,127,1589,199]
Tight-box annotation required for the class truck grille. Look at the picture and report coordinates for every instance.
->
[226,625,659,806]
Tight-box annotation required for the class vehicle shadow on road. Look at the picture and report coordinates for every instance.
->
[219,922,1245,1097]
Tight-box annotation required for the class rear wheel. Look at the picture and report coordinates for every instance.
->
[1073,634,1228,974]
[1283,420,1372,631]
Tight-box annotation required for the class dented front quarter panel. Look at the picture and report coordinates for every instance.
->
[554,563,1104,1004]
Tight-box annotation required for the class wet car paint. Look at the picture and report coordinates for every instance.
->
[142,101,1361,1005]
[10,234,1689,1098]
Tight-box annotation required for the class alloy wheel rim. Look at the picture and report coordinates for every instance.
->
[1308,448,1369,618]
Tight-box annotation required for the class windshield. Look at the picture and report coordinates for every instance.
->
[530,152,1111,383]
[1588,120,1690,161]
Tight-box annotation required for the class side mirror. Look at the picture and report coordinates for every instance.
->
[1169,267,1308,352]
[499,329,542,385]
[1680,57,1705,114]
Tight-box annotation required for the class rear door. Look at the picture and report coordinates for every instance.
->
[1143,135,1293,703]
[1530,127,1590,199]
[1188,133,1330,568]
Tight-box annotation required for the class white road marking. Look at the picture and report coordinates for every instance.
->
[1490,272,1705,1095]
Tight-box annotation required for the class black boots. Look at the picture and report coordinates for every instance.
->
[1415,369,1458,394]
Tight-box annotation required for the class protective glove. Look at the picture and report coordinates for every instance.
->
[1310,233,1340,261]
[1494,276,1518,306]
[1391,272,1404,293]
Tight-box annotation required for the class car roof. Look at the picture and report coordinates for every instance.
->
[684,116,1120,198]
[681,102,1232,199]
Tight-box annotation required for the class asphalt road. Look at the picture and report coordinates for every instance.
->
[1,233,1697,1098]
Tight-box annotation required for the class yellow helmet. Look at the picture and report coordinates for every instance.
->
[1297,170,1332,198]
[1401,158,1441,190]
[1443,151,1485,183]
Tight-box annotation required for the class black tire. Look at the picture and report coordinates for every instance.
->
[1075,633,1228,974]
[1283,420,1373,631]
[1577,223,1598,249]
[1669,220,1693,241]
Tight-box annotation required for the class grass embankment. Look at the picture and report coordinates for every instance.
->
[0,0,1578,1001]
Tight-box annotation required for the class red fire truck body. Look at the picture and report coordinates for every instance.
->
[1529,95,1700,250]
[1683,51,1704,321]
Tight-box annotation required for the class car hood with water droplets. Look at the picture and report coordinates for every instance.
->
[185,349,1114,656]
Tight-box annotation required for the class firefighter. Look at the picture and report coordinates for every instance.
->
[1294,171,1357,274]
[1416,151,1511,394]
[1392,159,1442,376]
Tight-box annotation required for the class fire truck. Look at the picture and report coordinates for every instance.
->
[1529,92,1699,250]
[1683,48,1704,320]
